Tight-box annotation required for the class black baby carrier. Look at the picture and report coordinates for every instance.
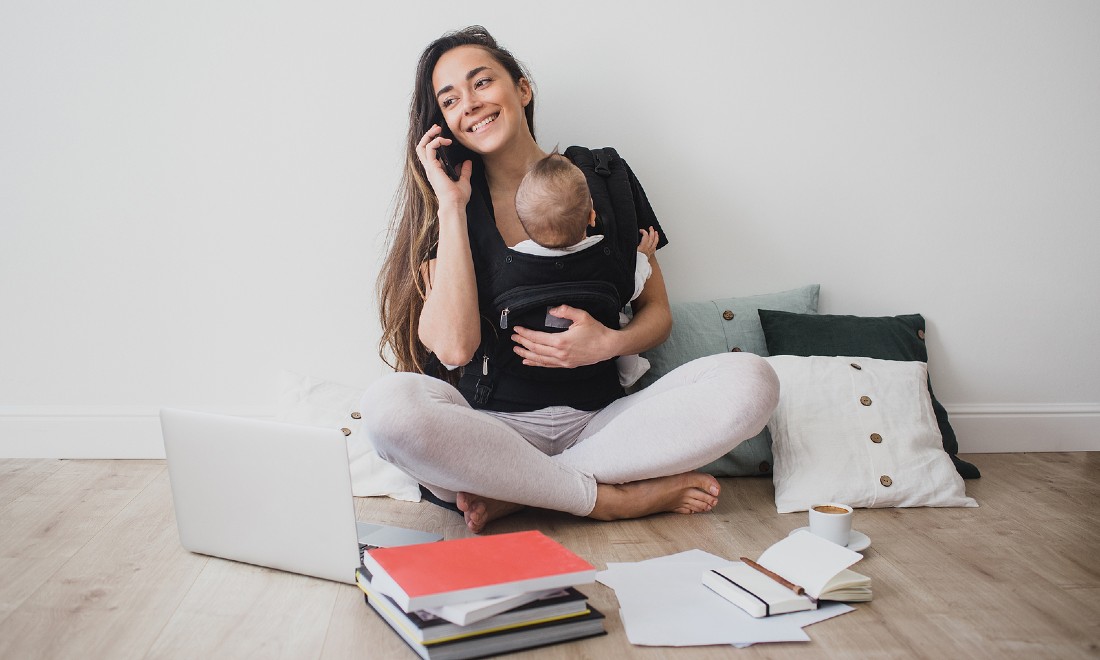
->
[453,146,658,412]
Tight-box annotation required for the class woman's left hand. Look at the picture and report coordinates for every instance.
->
[512,306,617,368]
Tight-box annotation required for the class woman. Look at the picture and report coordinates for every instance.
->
[367,26,779,533]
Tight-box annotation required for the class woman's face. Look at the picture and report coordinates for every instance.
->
[431,45,531,156]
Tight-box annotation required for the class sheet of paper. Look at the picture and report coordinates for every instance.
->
[757,530,862,599]
[597,551,853,646]
[599,548,721,590]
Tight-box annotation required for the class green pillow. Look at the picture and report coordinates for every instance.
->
[635,285,820,477]
[757,310,979,479]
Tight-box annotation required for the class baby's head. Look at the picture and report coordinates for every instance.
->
[515,152,595,249]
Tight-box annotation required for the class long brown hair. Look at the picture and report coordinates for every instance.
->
[376,26,536,377]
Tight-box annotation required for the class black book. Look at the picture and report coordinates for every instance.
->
[365,595,607,660]
[356,567,590,645]
[358,572,605,660]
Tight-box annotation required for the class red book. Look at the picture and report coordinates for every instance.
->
[361,531,596,612]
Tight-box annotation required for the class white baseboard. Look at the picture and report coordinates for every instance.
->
[0,404,1097,458]
[946,404,1100,453]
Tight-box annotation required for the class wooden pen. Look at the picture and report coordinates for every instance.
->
[740,556,806,596]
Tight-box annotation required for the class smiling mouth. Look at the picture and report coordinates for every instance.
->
[467,114,498,133]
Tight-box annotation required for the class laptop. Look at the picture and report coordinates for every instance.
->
[160,408,442,584]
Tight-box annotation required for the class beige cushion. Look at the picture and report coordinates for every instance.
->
[634,284,820,477]
[765,355,977,513]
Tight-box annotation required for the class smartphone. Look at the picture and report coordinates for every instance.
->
[436,121,475,181]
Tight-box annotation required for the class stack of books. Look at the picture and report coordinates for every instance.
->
[357,530,606,659]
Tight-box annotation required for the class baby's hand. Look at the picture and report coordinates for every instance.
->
[638,227,660,258]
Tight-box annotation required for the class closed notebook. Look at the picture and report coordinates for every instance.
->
[703,563,815,618]
[362,530,596,612]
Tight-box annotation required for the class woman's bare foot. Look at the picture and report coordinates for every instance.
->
[588,472,721,521]
[456,492,525,533]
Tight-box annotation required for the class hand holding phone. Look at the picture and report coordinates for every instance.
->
[437,143,461,181]
[415,124,474,209]
[436,122,475,182]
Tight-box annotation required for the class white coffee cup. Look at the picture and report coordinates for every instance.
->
[808,502,853,546]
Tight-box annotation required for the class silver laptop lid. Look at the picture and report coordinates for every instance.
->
[160,408,362,584]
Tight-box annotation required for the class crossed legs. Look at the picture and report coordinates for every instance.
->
[363,352,779,532]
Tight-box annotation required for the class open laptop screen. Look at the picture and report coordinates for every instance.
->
[161,408,368,584]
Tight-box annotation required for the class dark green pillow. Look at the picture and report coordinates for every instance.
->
[758,310,979,479]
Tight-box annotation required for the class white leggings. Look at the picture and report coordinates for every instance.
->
[362,352,779,517]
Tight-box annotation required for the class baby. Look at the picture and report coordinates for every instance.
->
[512,152,659,388]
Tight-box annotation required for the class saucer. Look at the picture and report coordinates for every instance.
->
[789,527,871,552]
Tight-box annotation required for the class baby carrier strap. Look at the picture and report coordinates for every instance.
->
[563,146,642,263]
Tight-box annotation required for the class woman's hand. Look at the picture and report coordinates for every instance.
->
[415,124,473,210]
[513,259,673,370]
[511,306,617,369]
[414,124,481,365]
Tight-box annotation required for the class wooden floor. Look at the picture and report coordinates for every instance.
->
[0,453,1097,659]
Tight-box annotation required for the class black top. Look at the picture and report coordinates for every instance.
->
[452,147,668,412]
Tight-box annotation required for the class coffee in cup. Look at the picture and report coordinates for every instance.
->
[808,502,853,546]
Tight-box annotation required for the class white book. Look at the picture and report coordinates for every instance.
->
[423,588,566,626]
[703,531,872,618]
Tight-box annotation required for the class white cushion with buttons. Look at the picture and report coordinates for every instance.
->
[276,370,422,501]
[765,355,977,513]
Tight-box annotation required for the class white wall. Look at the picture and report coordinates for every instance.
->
[2,1,1097,457]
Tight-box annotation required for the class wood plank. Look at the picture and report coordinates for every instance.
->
[0,459,65,512]
[0,460,163,626]
[0,454,1098,659]
[319,581,412,659]
[145,559,340,659]
[0,468,205,659]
